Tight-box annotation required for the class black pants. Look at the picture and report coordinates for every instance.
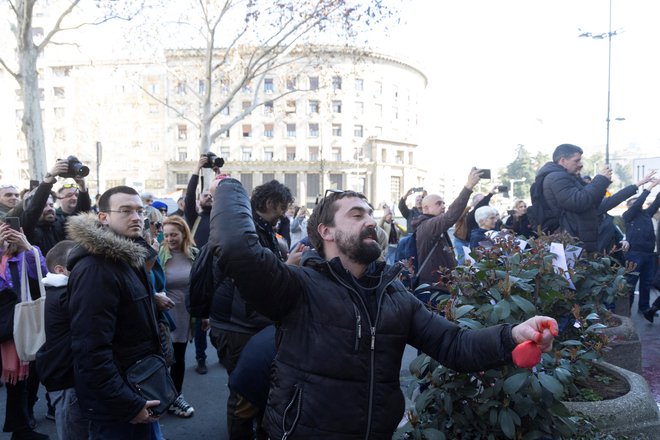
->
[3,378,31,433]
[169,342,187,394]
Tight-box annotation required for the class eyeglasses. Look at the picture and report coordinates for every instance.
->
[105,209,146,218]
[154,222,163,229]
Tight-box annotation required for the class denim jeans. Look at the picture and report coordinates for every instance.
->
[194,318,208,361]
[89,419,151,440]
[50,388,90,440]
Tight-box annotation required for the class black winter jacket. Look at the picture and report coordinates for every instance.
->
[623,189,660,253]
[66,214,161,423]
[212,179,518,440]
[596,184,638,254]
[538,162,610,252]
[184,174,211,247]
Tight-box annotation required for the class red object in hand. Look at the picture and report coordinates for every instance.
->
[512,340,542,369]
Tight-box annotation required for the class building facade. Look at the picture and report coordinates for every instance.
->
[2,45,428,208]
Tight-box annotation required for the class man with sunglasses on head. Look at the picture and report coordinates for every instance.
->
[66,186,163,439]
[212,178,557,439]
[55,177,91,221]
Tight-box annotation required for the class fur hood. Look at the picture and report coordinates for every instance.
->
[66,212,149,269]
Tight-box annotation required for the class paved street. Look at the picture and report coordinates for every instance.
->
[0,287,658,439]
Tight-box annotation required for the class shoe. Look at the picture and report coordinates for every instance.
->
[11,428,49,439]
[45,405,55,421]
[643,307,658,323]
[168,394,194,418]
[195,359,208,375]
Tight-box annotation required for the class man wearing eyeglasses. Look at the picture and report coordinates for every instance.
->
[66,186,163,439]
[0,184,20,222]
[211,178,557,439]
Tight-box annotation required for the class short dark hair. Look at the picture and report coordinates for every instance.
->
[45,240,76,272]
[251,180,293,213]
[307,190,366,257]
[552,144,583,163]
[98,186,139,212]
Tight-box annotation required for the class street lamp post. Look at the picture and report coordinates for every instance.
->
[579,0,619,165]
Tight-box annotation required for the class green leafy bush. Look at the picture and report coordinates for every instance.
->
[395,233,630,440]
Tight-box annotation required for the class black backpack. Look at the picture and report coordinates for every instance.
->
[187,243,217,318]
[526,174,559,235]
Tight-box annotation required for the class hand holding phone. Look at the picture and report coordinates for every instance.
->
[5,217,20,231]
[478,169,491,179]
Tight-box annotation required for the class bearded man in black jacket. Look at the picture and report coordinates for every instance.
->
[211,179,558,440]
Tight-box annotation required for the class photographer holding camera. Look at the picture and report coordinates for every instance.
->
[19,158,91,256]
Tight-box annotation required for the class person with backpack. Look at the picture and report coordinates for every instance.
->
[36,240,89,440]
[412,168,482,289]
[533,144,611,252]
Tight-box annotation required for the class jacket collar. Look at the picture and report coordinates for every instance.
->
[66,212,149,269]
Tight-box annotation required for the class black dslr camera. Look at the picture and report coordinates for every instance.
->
[202,152,225,169]
[60,155,90,179]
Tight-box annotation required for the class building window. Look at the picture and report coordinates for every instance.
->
[332,100,342,113]
[242,124,252,138]
[177,148,187,161]
[329,173,343,190]
[354,78,364,91]
[175,173,188,185]
[286,123,296,138]
[381,149,387,162]
[177,124,188,140]
[242,100,251,114]
[394,107,399,120]
[375,103,382,117]
[149,83,159,94]
[396,150,404,164]
[308,123,319,138]
[355,101,364,114]
[145,179,164,189]
[176,81,186,95]
[51,66,71,77]
[308,146,319,161]
[264,78,274,94]
[220,105,229,116]
[332,147,341,161]
[150,142,159,152]
[390,176,401,203]
[53,107,65,118]
[263,123,274,138]
[286,77,297,90]
[309,76,319,90]
[221,147,230,160]
[285,100,296,114]
[393,84,399,99]
[263,148,274,161]
[307,174,320,199]
[262,173,275,183]
[332,124,342,137]
[408,152,414,164]
[264,100,274,115]
[107,178,126,188]
[198,79,206,94]
[375,81,382,94]
[286,147,296,161]
[332,76,342,90]
[353,125,363,137]
[285,173,298,199]
[308,100,320,114]
[242,148,252,161]
[242,82,252,93]
[53,87,65,99]
[375,126,383,136]
[241,173,254,193]
[220,78,229,94]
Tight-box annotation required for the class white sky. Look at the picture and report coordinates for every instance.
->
[378,0,660,179]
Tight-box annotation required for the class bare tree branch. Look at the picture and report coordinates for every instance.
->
[135,82,200,129]
[38,0,81,51]
[0,57,19,81]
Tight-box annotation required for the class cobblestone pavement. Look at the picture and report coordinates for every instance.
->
[633,287,660,407]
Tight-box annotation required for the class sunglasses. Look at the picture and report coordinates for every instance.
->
[61,183,79,189]
[0,184,18,190]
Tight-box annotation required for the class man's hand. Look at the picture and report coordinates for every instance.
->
[74,177,87,192]
[154,292,174,311]
[511,316,558,353]
[201,318,210,331]
[618,240,630,253]
[597,165,613,181]
[465,168,481,190]
[130,400,161,424]
[196,155,208,172]
[286,243,309,266]
[636,170,656,188]
[0,224,32,253]
[44,159,69,184]
[404,188,414,198]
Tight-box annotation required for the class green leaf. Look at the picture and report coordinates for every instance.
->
[538,372,564,398]
[503,372,529,394]
[493,299,511,320]
[456,318,483,329]
[585,312,600,321]
[510,295,536,315]
[560,339,583,347]
[586,323,607,332]
[498,408,516,439]
[421,428,445,440]
[488,287,502,301]
[454,305,474,319]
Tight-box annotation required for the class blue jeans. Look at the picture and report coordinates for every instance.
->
[626,251,657,311]
[194,318,208,361]
[453,236,470,265]
[50,388,90,440]
[90,419,151,440]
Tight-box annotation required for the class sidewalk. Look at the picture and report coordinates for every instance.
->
[631,286,660,407]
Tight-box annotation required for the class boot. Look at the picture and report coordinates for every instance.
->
[195,358,208,374]
[643,306,658,323]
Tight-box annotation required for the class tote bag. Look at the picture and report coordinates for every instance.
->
[13,247,46,362]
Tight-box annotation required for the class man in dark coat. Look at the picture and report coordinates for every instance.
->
[537,144,612,252]
[211,178,557,439]
[66,186,162,439]
[398,188,425,233]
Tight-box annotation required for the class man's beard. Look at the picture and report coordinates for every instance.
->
[335,228,381,265]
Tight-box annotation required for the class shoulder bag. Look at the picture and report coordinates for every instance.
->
[125,354,178,417]
[13,247,47,362]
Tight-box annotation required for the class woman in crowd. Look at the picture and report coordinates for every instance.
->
[378,207,404,265]
[0,223,49,440]
[158,216,198,418]
[504,199,534,238]
[470,206,500,249]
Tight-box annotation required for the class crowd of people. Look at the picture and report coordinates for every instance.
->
[0,142,657,439]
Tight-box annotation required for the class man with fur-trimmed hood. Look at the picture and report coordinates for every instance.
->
[66,186,162,439]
